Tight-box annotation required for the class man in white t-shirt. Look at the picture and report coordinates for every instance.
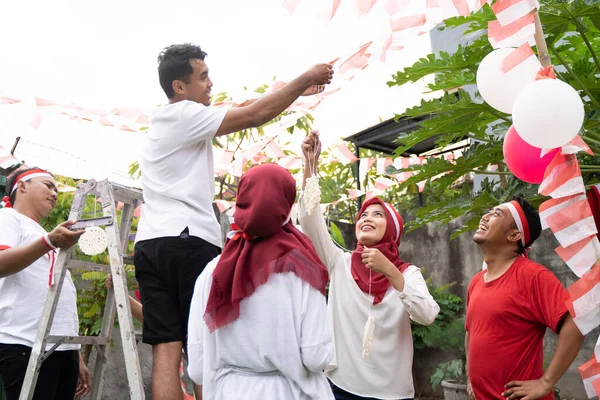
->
[0,167,91,400]
[134,43,333,399]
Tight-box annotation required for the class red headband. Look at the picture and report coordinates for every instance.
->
[502,200,531,247]
[9,169,53,194]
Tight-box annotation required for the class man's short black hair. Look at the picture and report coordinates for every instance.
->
[512,196,542,253]
[5,167,52,205]
[157,43,207,99]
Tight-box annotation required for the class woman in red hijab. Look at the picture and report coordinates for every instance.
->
[187,163,334,400]
[299,132,440,400]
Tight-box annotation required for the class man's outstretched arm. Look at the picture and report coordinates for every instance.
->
[216,64,333,136]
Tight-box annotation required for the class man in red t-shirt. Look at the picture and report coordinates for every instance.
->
[465,197,584,400]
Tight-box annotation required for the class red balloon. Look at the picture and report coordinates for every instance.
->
[503,125,560,184]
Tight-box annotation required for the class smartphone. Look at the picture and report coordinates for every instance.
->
[69,216,113,230]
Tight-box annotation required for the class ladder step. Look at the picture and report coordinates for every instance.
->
[47,336,109,346]
[67,257,134,272]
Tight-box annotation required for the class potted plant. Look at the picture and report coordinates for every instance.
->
[427,318,468,400]
[411,277,467,399]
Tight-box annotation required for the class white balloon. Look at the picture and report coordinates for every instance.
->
[513,79,584,149]
[476,48,542,114]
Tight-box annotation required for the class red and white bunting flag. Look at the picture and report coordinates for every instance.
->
[334,143,359,164]
[539,194,588,230]
[352,0,378,16]
[501,42,535,73]
[492,0,540,26]
[435,0,470,18]
[99,116,114,127]
[136,114,150,125]
[278,156,302,170]
[120,125,137,132]
[546,199,597,248]
[336,42,372,77]
[35,97,58,107]
[31,110,42,129]
[282,0,301,15]
[279,112,304,129]
[383,0,410,16]
[266,141,286,158]
[556,235,600,278]
[390,13,427,31]
[317,0,342,23]
[567,263,600,335]
[242,139,269,161]
[232,156,247,177]
[563,136,594,156]
[359,158,376,183]
[0,155,18,169]
[539,154,585,199]
[579,355,600,398]
[0,97,20,104]
[377,158,393,175]
[488,12,536,49]
[374,177,396,192]
[347,189,365,200]
[214,200,232,213]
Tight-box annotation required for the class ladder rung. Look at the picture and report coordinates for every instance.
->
[67,260,110,272]
[47,335,109,346]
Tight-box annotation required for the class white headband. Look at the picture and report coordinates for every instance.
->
[383,203,401,243]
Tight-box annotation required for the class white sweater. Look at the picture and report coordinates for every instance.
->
[298,199,440,399]
[187,256,335,400]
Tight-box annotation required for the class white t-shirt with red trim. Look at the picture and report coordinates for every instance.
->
[0,208,80,351]
[135,100,228,247]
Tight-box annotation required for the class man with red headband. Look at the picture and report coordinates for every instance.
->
[0,167,91,399]
[466,197,584,400]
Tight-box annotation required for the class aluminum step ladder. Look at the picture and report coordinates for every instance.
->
[19,179,145,400]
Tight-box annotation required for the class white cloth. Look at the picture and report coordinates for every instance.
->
[298,197,440,399]
[187,256,335,400]
[135,100,228,247]
[0,208,79,351]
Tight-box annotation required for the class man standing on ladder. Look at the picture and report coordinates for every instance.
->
[134,43,333,399]
[0,167,92,400]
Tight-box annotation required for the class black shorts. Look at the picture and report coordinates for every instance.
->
[0,343,79,400]
[134,228,221,345]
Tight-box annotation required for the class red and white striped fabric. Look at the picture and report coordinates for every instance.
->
[334,143,359,164]
[539,154,585,199]
[545,199,597,248]
[539,194,587,230]
[347,189,365,200]
[359,158,376,184]
[373,177,396,193]
[488,12,536,49]
[492,0,539,26]
[376,158,393,175]
[579,354,600,398]
[567,263,600,336]
[556,236,600,278]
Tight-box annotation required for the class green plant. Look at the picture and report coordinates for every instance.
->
[387,0,600,237]
[411,277,463,350]
[428,318,467,389]
[410,272,466,392]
